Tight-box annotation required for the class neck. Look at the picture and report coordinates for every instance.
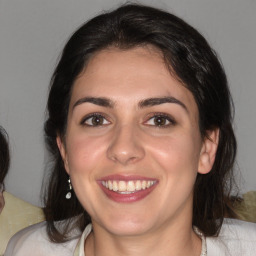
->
[85,220,202,256]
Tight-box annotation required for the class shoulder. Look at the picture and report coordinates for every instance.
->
[1,192,44,229]
[220,218,256,239]
[206,218,256,256]
[0,192,45,254]
[3,192,44,216]
[4,221,80,256]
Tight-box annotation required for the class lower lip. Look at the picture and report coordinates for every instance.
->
[98,182,158,203]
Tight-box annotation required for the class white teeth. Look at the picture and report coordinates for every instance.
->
[113,181,118,191]
[108,180,113,190]
[135,180,141,190]
[147,181,152,188]
[118,181,126,192]
[142,180,147,189]
[127,181,135,192]
[101,180,156,193]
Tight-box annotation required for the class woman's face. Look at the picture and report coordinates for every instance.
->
[58,47,218,236]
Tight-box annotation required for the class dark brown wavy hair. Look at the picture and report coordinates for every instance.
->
[0,126,10,184]
[44,3,237,242]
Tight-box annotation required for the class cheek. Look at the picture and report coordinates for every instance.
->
[147,132,202,180]
[66,135,106,174]
[65,135,106,212]
[148,134,201,210]
[131,134,200,222]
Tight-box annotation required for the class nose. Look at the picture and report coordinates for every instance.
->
[107,124,145,165]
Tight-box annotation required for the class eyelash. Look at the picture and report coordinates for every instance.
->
[144,113,177,128]
[80,113,110,127]
[80,112,176,128]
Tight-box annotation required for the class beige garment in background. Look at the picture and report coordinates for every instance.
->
[0,192,45,255]
[234,191,256,223]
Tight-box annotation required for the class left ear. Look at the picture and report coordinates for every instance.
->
[56,135,70,175]
[198,128,219,174]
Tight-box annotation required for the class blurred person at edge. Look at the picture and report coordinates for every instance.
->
[0,127,44,255]
[0,126,9,214]
[5,4,256,256]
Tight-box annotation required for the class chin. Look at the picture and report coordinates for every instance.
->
[97,214,155,236]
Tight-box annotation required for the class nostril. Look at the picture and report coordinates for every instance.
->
[107,151,138,165]
[106,126,145,164]
[106,141,145,165]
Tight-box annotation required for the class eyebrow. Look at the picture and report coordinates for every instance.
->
[73,97,114,110]
[72,96,188,112]
[139,97,188,112]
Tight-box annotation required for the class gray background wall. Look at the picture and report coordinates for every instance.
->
[0,0,255,207]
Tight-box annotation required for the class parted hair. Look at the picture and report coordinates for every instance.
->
[0,126,10,184]
[44,3,237,242]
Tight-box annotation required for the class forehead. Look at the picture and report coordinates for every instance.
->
[70,47,198,116]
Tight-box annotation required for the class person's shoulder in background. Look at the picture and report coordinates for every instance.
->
[0,192,45,254]
[233,191,256,223]
[207,218,256,256]
[4,217,82,256]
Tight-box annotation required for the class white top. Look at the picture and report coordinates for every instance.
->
[4,219,256,256]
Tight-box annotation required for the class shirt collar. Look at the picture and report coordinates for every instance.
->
[74,224,92,256]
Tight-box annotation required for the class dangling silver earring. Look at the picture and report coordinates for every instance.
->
[66,177,72,199]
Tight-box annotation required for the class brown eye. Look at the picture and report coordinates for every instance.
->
[145,114,176,127]
[154,116,169,126]
[91,116,104,126]
[82,114,110,126]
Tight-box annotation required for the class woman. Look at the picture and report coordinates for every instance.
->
[5,4,256,256]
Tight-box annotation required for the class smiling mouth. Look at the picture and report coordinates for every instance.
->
[101,180,157,194]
